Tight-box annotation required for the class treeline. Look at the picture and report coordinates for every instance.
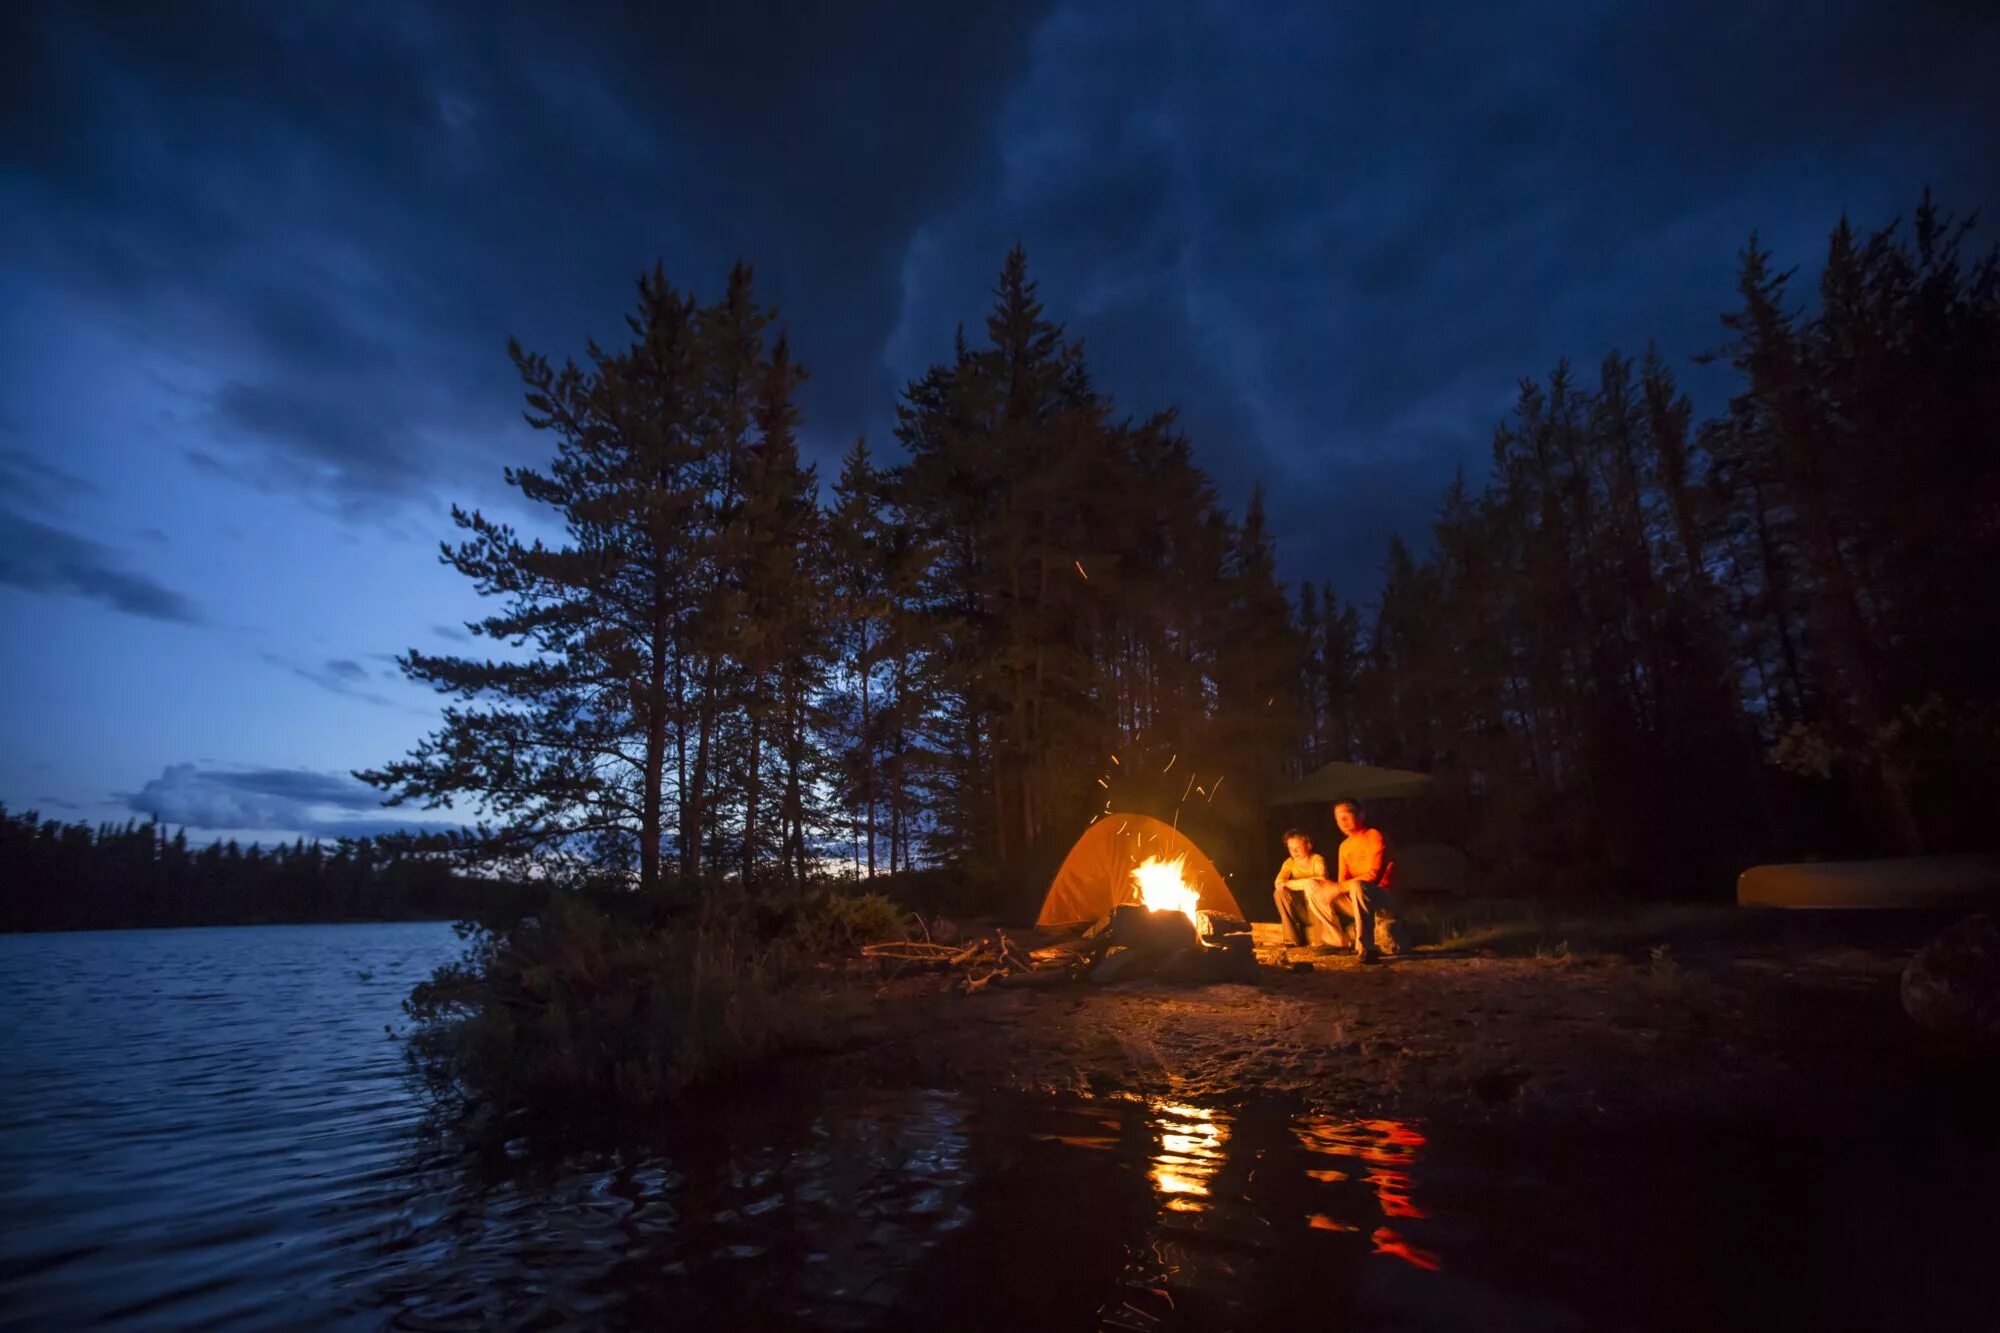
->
[364,193,1996,906]
[364,251,1299,905]
[1297,192,2000,892]
[0,807,534,933]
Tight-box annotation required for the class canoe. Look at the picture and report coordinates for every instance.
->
[1736,855,2000,909]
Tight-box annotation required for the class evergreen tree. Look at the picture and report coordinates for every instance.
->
[359,265,807,891]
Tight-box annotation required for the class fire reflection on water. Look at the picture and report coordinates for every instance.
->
[1102,1099,1444,1328]
[1147,1101,1228,1211]
[1137,1100,1443,1265]
[1293,1116,1443,1271]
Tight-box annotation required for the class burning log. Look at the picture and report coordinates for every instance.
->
[1104,905,1198,956]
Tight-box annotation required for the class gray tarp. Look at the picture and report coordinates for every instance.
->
[1265,760,1433,806]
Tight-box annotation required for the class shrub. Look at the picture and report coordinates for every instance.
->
[403,892,869,1119]
[786,888,907,954]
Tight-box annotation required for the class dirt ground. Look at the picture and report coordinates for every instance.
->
[805,909,1975,1130]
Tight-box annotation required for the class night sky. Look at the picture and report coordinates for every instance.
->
[4,1,1996,844]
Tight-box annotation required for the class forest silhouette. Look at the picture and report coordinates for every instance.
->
[6,192,1995,932]
[0,808,532,933]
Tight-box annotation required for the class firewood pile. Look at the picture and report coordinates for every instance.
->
[862,906,1258,992]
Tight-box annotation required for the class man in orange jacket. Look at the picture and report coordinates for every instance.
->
[1333,798,1404,962]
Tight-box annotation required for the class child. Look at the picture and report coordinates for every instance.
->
[1272,828,1348,951]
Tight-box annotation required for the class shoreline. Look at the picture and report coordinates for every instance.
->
[787,922,1969,1134]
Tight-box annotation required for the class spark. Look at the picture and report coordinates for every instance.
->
[1110,754,1121,766]
[1195,785,1207,798]
[1162,754,1177,774]
[1207,775,1224,801]
[1181,773,1195,802]
[1075,559,1088,580]
[1097,777,1110,789]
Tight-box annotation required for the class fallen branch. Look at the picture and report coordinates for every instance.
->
[860,941,963,967]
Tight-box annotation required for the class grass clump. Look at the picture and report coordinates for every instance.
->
[404,889,891,1120]
[1402,897,1760,959]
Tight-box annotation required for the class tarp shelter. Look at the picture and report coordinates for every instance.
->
[1265,760,1434,807]
[1737,855,2000,909]
[1036,813,1243,928]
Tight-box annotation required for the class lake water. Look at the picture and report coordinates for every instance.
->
[0,923,1987,1330]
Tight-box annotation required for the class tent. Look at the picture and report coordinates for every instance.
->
[1036,812,1243,928]
[1264,760,1433,807]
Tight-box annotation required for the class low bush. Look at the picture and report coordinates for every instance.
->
[403,889,883,1119]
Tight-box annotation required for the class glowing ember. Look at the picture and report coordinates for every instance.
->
[1131,854,1199,924]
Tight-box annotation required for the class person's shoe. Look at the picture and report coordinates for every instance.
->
[1355,949,1382,965]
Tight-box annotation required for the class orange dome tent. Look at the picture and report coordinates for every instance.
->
[1036,813,1242,928]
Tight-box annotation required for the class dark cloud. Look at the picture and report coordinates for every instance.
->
[198,766,383,809]
[259,652,395,707]
[431,623,470,642]
[875,0,2000,584]
[3,0,1057,519]
[0,447,100,511]
[6,0,1995,592]
[0,506,204,622]
[122,762,454,840]
[203,379,433,517]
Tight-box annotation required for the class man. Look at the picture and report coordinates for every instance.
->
[1273,828,1348,952]
[1333,798,1402,961]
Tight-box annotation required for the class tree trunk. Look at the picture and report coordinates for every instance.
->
[688,652,718,876]
[741,678,763,886]
[671,644,688,875]
[641,626,668,893]
[860,625,875,879]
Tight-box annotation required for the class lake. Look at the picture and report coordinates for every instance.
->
[0,922,1984,1329]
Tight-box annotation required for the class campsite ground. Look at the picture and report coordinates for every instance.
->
[801,902,1988,1132]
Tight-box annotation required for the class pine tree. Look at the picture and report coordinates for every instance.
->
[360,265,805,891]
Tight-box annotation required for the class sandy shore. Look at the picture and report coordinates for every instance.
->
[805,917,1949,1129]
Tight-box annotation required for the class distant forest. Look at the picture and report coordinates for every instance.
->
[14,191,1995,931]
[356,189,1997,907]
[0,808,532,934]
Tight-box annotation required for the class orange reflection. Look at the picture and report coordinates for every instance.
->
[1364,1168,1428,1219]
[1371,1226,1442,1272]
[1147,1101,1228,1212]
[1294,1117,1441,1270]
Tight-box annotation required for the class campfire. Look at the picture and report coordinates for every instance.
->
[862,851,1256,990]
[1131,855,1200,924]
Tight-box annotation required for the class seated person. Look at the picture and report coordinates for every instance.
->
[1332,798,1404,961]
[1272,828,1349,951]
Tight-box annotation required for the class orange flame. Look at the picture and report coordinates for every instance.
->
[1132,854,1199,924]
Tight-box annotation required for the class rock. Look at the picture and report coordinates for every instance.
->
[1375,917,1410,956]
[1153,947,1209,983]
[1089,947,1153,986]
[1902,913,2000,1050]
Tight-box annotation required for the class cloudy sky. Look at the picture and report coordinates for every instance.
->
[3,0,1995,843]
